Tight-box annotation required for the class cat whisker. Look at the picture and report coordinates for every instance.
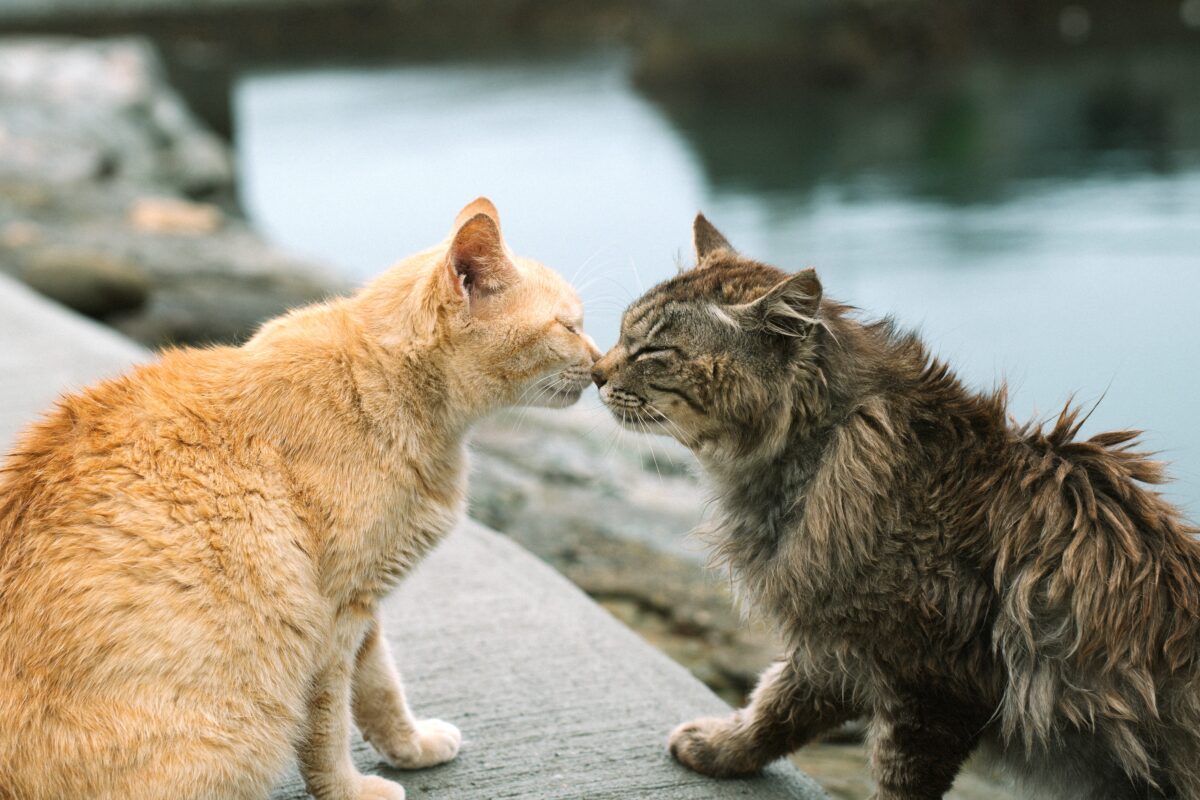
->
[511,387,557,432]
[507,372,565,432]
[518,372,559,400]
[657,413,696,450]
[583,301,633,316]
[593,276,636,305]
[599,419,627,462]
[571,247,619,293]
[581,292,628,306]
[573,271,619,297]
[510,374,556,412]
[629,257,645,294]
[569,247,609,289]
[579,408,621,440]
[633,409,666,484]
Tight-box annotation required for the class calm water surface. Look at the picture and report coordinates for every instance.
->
[234,53,1200,515]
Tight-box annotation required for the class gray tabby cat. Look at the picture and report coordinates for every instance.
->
[592,215,1200,799]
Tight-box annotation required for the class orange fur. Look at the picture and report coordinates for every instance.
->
[0,199,598,800]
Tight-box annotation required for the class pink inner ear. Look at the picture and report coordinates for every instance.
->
[448,213,514,298]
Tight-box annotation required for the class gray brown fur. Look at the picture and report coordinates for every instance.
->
[592,215,1200,799]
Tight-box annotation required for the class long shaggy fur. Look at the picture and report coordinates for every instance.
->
[595,214,1200,799]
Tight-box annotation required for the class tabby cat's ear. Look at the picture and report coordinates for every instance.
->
[693,213,737,265]
[737,268,822,338]
[446,210,517,304]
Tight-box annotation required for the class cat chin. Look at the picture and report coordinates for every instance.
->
[609,407,675,439]
[535,386,584,408]
[624,418,674,439]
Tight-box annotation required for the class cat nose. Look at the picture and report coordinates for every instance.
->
[591,364,608,389]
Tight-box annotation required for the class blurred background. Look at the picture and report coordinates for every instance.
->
[1,2,1197,797]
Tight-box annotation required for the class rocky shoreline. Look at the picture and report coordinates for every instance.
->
[0,38,339,347]
[0,36,1017,799]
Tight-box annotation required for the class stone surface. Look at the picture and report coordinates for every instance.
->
[272,522,824,800]
[21,247,150,317]
[0,271,824,800]
[0,37,340,346]
[129,195,223,234]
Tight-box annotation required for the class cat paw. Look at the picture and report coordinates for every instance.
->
[375,719,462,769]
[355,774,406,800]
[668,716,755,778]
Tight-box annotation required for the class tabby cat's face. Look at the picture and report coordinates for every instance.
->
[593,215,824,456]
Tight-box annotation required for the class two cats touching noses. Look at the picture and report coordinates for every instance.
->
[2,197,1199,800]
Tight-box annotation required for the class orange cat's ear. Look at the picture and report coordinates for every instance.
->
[693,212,737,266]
[446,212,517,304]
[453,196,501,233]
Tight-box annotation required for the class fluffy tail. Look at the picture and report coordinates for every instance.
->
[993,404,1200,780]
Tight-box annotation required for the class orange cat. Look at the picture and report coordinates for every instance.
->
[0,199,598,800]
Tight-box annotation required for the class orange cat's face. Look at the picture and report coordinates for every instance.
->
[454,251,599,409]
[360,198,598,414]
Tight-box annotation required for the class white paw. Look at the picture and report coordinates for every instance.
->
[379,718,462,769]
[356,774,406,800]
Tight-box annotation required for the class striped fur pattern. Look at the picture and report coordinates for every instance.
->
[593,214,1200,799]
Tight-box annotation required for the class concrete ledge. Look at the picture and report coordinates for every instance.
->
[0,272,823,799]
[0,273,145,447]
[268,520,822,799]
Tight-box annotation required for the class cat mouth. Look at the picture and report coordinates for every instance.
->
[613,406,673,437]
[528,367,590,408]
[616,405,667,424]
[544,385,585,408]
[600,388,672,433]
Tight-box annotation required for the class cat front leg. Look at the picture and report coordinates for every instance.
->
[669,658,855,777]
[352,620,461,769]
[869,692,985,800]
[299,653,407,800]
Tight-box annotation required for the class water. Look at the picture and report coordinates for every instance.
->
[233,51,1200,515]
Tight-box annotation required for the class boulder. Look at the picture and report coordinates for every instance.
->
[21,248,149,318]
[128,196,223,235]
[0,37,340,346]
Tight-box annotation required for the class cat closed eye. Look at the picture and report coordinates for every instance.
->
[631,345,677,361]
